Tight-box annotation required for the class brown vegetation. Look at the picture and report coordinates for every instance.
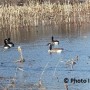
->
[0,0,89,31]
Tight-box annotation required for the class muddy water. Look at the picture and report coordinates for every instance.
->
[0,23,90,90]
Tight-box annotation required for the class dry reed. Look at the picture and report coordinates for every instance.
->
[0,0,90,31]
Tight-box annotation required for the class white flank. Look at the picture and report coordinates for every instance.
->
[54,42,59,45]
[48,49,62,53]
[8,44,12,47]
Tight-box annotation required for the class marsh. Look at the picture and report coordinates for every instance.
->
[0,22,90,90]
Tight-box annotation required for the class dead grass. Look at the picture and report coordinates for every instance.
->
[0,1,90,31]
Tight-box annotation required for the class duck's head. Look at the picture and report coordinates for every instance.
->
[8,38,10,41]
[4,39,8,44]
[52,36,54,41]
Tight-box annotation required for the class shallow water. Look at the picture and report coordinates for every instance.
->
[0,23,90,90]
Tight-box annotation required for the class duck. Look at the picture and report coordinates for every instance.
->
[4,39,10,49]
[7,38,14,47]
[48,43,63,53]
[51,36,59,45]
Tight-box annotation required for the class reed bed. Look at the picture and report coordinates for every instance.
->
[0,1,90,31]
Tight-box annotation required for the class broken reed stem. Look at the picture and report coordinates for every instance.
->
[18,46,24,61]
[53,59,62,77]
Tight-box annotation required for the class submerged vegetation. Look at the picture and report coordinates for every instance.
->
[0,0,90,31]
